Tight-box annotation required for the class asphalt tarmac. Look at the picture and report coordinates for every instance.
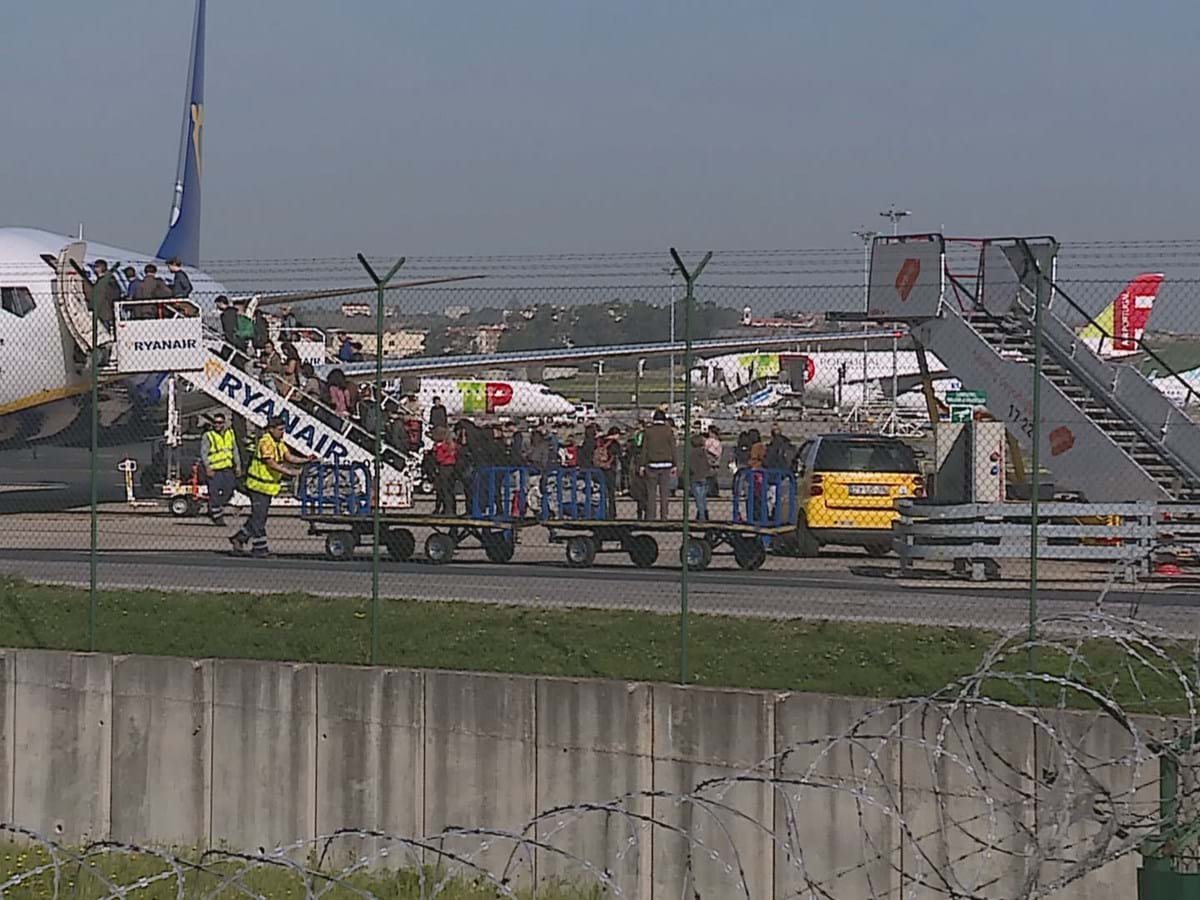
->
[0,441,1196,635]
[0,442,138,512]
[0,508,1195,635]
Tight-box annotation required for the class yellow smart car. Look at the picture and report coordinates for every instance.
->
[793,433,924,557]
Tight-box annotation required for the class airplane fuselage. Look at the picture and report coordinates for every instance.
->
[411,376,575,420]
[0,227,225,440]
[691,349,949,406]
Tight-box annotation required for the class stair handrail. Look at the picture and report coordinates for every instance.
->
[1036,277,1200,412]
[946,267,1200,411]
[199,333,418,469]
[723,374,776,404]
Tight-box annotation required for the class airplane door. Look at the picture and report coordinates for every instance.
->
[54,241,112,351]
[781,354,810,398]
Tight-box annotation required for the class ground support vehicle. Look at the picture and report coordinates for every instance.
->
[542,466,799,570]
[791,433,925,556]
[299,462,530,564]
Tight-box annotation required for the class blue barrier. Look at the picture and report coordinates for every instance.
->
[732,468,798,529]
[471,466,533,521]
[298,461,372,516]
[542,467,608,520]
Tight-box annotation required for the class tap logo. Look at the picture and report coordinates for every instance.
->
[458,381,514,414]
[1049,425,1075,457]
[895,258,921,303]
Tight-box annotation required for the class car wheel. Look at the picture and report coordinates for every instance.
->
[794,519,821,557]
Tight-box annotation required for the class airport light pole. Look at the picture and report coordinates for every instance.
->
[879,205,911,236]
[356,252,406,666]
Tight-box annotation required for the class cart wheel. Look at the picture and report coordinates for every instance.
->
[863,542,892,558]
[325,531,357,561]
[169,495,194,518]
[425,532,456,564]
[680,537,712,570]
[482,531,516,564]
[384,528,415,562]
[627,534,659,568]
[565,535,597,568]
[794,518,821,557]
[733,536,767,570]
[420,477,434,495]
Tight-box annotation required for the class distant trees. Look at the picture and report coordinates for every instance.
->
[498,299,738,357]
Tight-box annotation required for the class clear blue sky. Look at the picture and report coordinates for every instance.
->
[2,1,1196,260]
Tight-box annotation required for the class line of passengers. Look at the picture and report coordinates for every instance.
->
[85,257,195,333]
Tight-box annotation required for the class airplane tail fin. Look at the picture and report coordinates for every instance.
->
[156,0,206,267]
[1078,273,1163,358]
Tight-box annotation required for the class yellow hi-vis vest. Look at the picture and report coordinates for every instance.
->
[204,429,236,471]
[245,433,285,496]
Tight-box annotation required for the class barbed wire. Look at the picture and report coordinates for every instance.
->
[7,238,1200,273]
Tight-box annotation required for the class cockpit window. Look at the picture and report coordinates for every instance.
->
[1,287,35,318]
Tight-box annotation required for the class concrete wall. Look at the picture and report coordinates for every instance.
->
[0,652,13,825]
[0,648,1148,898]
[111,655,211,846]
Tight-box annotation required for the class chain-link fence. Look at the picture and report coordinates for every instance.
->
[1,240,1199,683]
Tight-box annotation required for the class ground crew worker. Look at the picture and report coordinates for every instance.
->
[201,412,241,526]
[229,416,313,558]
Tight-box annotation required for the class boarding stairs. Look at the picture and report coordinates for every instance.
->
[178,345,417,509]
[913,301,1200,502]
[724,376,784,408]
[91,296,417,508]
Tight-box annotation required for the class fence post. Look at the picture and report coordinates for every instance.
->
[70,258,103,651]
[1020,240,1052,667]
[669,248,712,685]
[355,253,406,666]
[89,269,99,651]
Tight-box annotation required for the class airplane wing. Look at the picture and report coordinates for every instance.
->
[881,372,958,397]
[246,274,487,308]
[319,329,904,380]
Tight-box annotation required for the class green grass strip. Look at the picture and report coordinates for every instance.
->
[0,576,1189,713]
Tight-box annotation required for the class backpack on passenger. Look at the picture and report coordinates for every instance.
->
[592,440,611,469]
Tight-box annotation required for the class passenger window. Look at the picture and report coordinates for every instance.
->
[1,287,36,318]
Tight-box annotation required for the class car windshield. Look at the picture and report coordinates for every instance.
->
[814,439,918,474]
